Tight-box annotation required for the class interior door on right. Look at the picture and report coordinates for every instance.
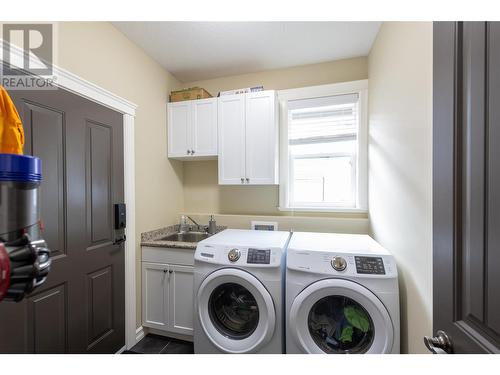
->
[433,21,500,353]
[245,91,278,185]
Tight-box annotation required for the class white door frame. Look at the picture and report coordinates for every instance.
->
[1,40,139,350]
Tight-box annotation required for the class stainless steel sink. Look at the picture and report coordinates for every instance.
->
[158,231,210,243]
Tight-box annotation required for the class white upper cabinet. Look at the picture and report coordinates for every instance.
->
[168,101,191,158]
[218,94,246,184]
[192,98,218,156]
[218,90,278,185]
[168,98,217,159]
[245,91,278,185]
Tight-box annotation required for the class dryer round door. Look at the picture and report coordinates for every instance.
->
[197,268,276,353]
[289,279,394,354]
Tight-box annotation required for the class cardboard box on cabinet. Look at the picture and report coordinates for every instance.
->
[170,87,212,102]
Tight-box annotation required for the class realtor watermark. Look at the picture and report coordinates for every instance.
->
[1,23,57,89]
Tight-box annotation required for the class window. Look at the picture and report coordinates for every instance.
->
[279,81,368,212]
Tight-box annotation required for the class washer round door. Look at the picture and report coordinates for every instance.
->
[289,279,394,354]
[197,268,276,353]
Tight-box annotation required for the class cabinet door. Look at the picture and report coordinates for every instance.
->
[168,265,194,335]
[192,98,218,156]
[168,101,192,157]
[142,262,169,330]
[245,91,278,184]
[218,95,246,184]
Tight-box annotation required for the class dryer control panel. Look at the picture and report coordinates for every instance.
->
[286,249,397,279]
[355,256,386,275]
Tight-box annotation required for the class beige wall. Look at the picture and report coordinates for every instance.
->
[184,57,368,96]
[368,22,433,353]
[182,57,368,218]
[57,22,184,327]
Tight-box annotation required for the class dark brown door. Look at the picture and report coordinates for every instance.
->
[0,87,125,353]
[432,21,500,353]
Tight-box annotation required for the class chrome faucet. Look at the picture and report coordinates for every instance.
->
[186,215,200,227]
[179,215,216,235]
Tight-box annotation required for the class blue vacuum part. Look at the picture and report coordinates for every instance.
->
[0,154,42,183]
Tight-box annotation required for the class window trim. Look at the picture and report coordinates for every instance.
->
[278,80,368,213]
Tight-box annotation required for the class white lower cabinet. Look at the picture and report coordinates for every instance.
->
[168,264,194,335]
[142,247,195,337]
[142,262,170,330]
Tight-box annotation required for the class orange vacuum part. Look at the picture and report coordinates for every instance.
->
[0,85,25,155]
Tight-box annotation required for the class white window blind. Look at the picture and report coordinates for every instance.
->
[288,93,359,145]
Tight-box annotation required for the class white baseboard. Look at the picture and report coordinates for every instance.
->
[135,326,146,343]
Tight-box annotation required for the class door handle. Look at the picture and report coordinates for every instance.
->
[424,330,452,354]
[113,234,126,245]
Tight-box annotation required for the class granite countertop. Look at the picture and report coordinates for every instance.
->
[140,224,226,250]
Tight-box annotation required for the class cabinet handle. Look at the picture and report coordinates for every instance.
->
[186,149,190,155]
[163,269,168,273]
[191,150,195,155]
[241,178,244,183]
[246,178,250,183]
[169,270,173,274]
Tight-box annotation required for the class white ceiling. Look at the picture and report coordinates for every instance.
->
[113,22,381,82]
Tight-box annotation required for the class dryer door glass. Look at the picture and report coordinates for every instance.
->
[289,279,393,353]
[308,296,374,353]
[208,282,260,339]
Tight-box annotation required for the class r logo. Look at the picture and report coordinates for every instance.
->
[2,23,53,76]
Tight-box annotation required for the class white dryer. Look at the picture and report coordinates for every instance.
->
[286,232,400,354]
[194,229,290,354]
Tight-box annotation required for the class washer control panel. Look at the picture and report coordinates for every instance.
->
[196,244,282,267]
[354,256,386,275]
[247,248,271,264]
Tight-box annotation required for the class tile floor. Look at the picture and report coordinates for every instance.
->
[125,334,194,354]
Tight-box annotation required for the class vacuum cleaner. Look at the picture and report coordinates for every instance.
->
[0,154,51,302]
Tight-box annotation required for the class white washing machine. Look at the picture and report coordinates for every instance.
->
[286,232,400,354]
[194,229,291,354]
